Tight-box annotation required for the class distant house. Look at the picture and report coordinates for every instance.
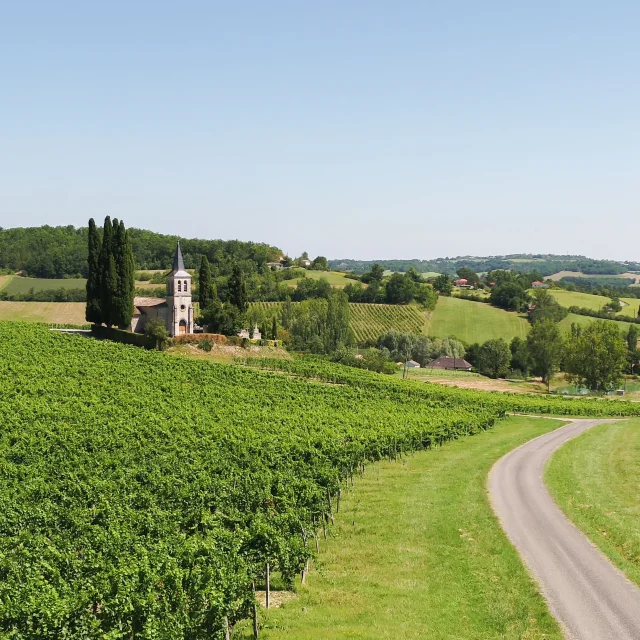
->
[427,355,473,371]
[405,360,421,368]
[300,259,312,268]
[266,261,284,270]
[454,278,468,286]
[531,281,549,289]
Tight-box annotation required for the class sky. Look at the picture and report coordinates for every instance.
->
[1,1,639,261]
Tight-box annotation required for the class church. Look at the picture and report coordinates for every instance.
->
[130,242,195,336]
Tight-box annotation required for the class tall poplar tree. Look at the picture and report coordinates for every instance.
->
[85,218,102,324]
[198,255,214,311]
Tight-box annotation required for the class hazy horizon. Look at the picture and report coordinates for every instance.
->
[2,2,639,262]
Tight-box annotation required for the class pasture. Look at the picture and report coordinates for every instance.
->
[2,275,86,294]
[546,419,640,588]
[558,313,633,337]
[286,270,353,288]
[0,301,86,324]
[546,289,610,311]
[428,296,530,344]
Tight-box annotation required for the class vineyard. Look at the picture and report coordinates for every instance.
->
[1,324,638,638]
[249,302,427,343]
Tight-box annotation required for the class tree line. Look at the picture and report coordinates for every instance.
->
[465,321,638,392]
[0,224,280,279]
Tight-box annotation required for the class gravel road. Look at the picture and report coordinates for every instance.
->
[489,419,640,640]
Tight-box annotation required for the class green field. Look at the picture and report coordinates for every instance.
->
[546,289,611,311]
[428,296,530,343]
[286,270,353,288]
[619,297,640,318]
[546,419,640,588]
[2,275,86,294]
[558,312,633,336]
[0,301,87,324]
[240,417,565,639]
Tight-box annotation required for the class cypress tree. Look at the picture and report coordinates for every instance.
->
[228,264,248,313]
[198,256,214,311]
[113,221,135,328]
[85,218,103,324]
[271,315,278,341]
[98,217,115,326]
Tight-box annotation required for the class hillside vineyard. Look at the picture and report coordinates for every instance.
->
[0,324,638,638]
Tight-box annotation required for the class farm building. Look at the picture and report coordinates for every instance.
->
[427,355,473,371]
[405,360,421,368]
[531,281,549,289]
[130,243,194,337]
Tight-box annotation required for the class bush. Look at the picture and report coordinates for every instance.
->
[198,338,213,352]
[143,318,169,350]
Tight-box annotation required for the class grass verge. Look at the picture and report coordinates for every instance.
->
[235,416,565,639]
[546,419,640,587]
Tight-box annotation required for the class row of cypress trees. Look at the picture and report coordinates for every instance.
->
[86,217,135,328]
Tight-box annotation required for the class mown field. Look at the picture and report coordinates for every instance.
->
[1,275,86,294]
[558,312,633,336]
[546,420,640,588]
[546,289,611,311]
[428,296,530,343]
[0,301,87,324]
[286,270,353,288]
[2,324,638,638]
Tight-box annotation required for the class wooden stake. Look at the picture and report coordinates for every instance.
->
[252,581,259,640]
[337,488,341,513]
[224,616,231,640]
[265,562,270,609]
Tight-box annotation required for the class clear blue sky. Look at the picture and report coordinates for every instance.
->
[1,1,639,261]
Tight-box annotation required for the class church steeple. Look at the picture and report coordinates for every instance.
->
[166,241,193,336]
[170,241,186,275]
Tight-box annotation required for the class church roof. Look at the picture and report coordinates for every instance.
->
[168,241,191,278]
[134,296,167,309]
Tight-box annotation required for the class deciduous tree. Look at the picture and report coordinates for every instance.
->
[527,319,563,391]
[565,321,628,391]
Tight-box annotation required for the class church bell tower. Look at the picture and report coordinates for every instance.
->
[166,242,193,336]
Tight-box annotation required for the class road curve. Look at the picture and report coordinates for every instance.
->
[489,419,640,640]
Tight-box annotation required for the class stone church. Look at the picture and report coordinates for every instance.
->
[130,242,194,336]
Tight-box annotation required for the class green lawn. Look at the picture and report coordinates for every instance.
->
[546,289,610,311]
[3,275,86,294]
[286,270,353,288]
[237,416,563,639]
[428,296,530,343]
[546,419,640,587]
